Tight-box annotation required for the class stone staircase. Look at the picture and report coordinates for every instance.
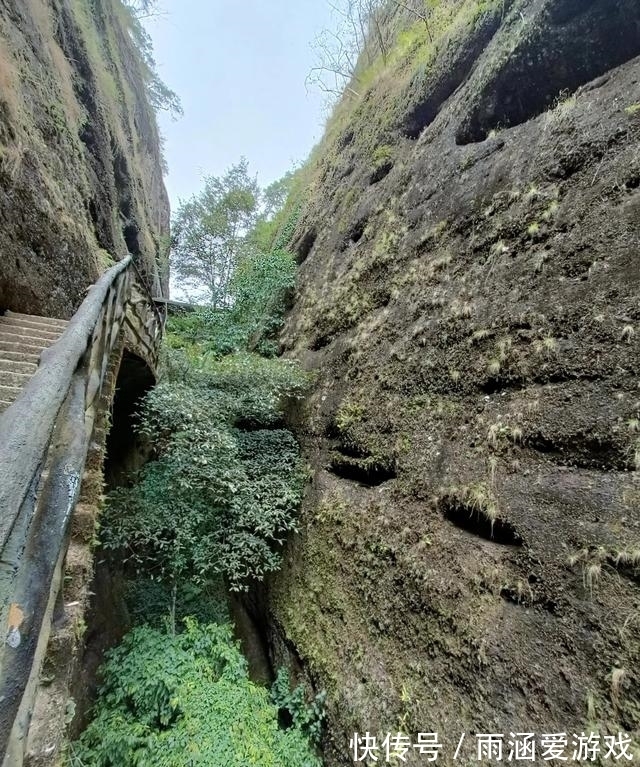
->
[0,311,69,413]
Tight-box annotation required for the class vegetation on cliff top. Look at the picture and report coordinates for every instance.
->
[296,0,506,216]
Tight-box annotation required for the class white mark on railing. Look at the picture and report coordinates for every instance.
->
[61,467,80,531]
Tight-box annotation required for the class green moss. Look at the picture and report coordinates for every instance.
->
[372,143,394,167]
[69,0,127,148]
[335,401,365,432]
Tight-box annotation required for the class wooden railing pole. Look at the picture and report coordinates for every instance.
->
[0,254,165,765]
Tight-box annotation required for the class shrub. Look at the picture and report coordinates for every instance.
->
[103,420,304,591]
[102,350,310,591]
[166,247,297,357]
[124,577,229,628]
[143,351,312,431]
[70,621,321,767]
[271,668,327,747]
[230,248,297,355]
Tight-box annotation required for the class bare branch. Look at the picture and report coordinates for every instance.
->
[308,0,390,105]
[392,0,433,42]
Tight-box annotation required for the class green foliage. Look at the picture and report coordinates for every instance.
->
[171,159,261,306]
[101,352,310,591]
[228,248,297,355]
[335,401,365,432]
[124,577,229,628]
[165,242,296,357]
[372,143,393,167]
[197,352,311,425]
[271,668,327,747]
[170,165,302,352]
[148,349,311,428]
[249,172,296,252]
[272,201,303,252]
[71,621,321,767]
[84,162,319,765]
[118,1,183,118]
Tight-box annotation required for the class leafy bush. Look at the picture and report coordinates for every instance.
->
[71,621,321,767]
[124,577,229,628]
[271,668,327,747]
[101,352,310,591]
[102,423,303,591]
[142,351,311,432]
[230,248,297,356]
[165,246,297,357]
[195,353,312,427]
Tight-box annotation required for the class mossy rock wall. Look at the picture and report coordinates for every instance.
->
[0,0,169,318]
[268,1,640,764]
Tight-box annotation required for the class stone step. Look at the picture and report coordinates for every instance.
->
[0,338,48,356]
[0,326,60,345]
[0,322,67,342]
[0,348,41,365]
[0,384,23,409]
[0,358,37,376]
[0,369,32,388]
[3,310,69,331]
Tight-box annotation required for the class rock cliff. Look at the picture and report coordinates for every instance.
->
[0,0,169,318]
[268,1,640,763]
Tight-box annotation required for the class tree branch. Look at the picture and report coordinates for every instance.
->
[392,0,433,42]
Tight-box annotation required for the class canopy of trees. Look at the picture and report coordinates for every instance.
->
[171,160,295,308]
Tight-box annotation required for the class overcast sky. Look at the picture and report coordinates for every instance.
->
[146,0,335,211]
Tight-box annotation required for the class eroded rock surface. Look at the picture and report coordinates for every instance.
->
[267,1,640,763]
[0,0,169,318]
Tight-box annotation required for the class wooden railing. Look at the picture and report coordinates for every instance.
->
[0,256,164,764]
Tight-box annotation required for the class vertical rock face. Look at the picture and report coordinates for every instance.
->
[269,1,640,764]
[0,0,169,318]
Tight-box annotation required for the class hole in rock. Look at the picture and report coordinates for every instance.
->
[104,350,155,489]
[525,433,632,471]
[441,498,523,546]
[328,453,397,487]
[348,218,366,245]
[370,161,393,184]
[295,228,317,263]
[122,223,141,256]
[402,8,503,139]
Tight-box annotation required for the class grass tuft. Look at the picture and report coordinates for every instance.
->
[487,358,501,376]
[621,325,634,343]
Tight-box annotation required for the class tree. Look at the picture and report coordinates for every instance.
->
[123,0,162,18]
[248,171,295,253]
[307,0,445,103]
[120,0,183,118]
[171,160,260,306]
[307,0,397,101]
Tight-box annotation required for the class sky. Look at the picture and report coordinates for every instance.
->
[146,0,336,211]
